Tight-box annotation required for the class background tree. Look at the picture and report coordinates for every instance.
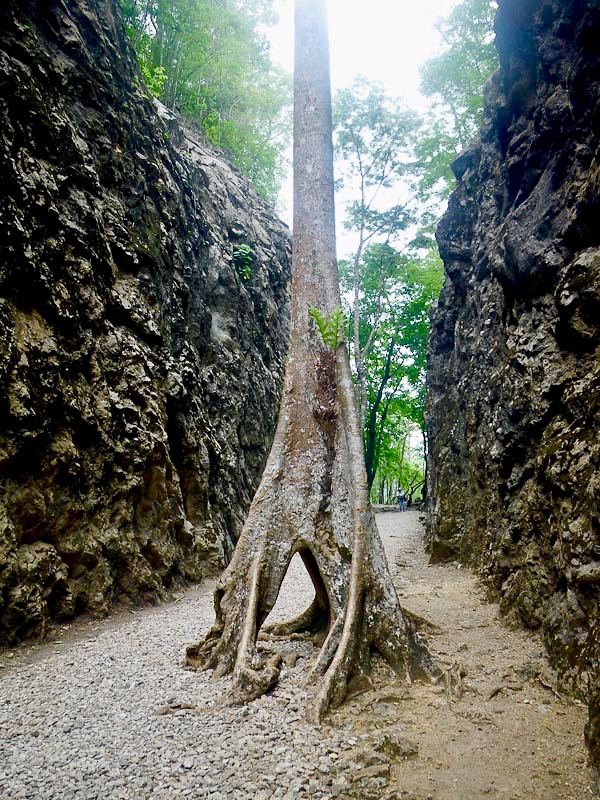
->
[333,79,420,429]
[340,243,443,493]
[421,0,498,146]
[185,0,433,720]
[331,0,498,504]
[120,0,291,199]
[371,421,426,505]
[416,0,499,205]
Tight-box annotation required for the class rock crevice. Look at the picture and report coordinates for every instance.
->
[427,0,600,768]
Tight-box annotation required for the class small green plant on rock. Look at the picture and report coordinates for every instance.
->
[233,244,254,282]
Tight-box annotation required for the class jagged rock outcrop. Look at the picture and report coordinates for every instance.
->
[0,0,291,643]
[427,0,600,769]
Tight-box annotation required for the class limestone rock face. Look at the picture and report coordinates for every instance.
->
[0,0,290,642]
[427,0,600,768]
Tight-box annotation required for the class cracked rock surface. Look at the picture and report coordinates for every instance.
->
[427,0,600,767]
[0,0,290,643]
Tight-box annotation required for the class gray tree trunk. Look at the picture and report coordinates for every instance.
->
[185,0,433,721]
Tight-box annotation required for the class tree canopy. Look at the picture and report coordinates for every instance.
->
[333,78,420,433]
[420,0,498,145]
[120,0,291,200]
[339,241,443,493]
[416,0,499,204]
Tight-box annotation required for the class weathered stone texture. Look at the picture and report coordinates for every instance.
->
[0,0,290,642]
[427,0,600,768]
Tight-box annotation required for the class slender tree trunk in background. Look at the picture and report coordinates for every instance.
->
[353,236,368,430]
[421,428,428,503]
[185,0,433,721]
[364,337,395,489]
[398,431,408,474]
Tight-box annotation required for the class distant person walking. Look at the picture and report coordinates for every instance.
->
[397,486,406,512]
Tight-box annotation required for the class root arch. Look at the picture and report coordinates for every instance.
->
[185,391,434,718]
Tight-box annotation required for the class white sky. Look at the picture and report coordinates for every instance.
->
[267,0,460,243]
[269,0,458,106]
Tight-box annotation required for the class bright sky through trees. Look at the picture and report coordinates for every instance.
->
[268,0,461,225]
[269,0,459,106]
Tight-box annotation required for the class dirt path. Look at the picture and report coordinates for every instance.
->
[326,509,595,799]
[0,511,596,800]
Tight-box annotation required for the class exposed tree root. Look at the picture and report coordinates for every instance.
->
[185,354,436,719]
[259,597,329,642]
[402,608,443,635]
[185,479,436,720]
[225,653,284,706]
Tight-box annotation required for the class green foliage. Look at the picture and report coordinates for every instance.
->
[140,63,168,98]
[420,0,498,143]
[309,307,348,351]
[416,0,499,204]
[119,0,291,201]
[339,237,443,487]
[334,77,420,249]
[233,244,254,282]
[370,433,425,504]
[331,0,496,490]
[331,74,453,488]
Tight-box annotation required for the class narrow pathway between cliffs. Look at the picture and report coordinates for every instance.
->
[0,511,595,800]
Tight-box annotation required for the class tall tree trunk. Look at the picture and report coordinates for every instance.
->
[352,232,368,430]
[185,0,433,721]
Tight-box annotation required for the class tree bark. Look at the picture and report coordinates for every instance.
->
[185,0,433,721]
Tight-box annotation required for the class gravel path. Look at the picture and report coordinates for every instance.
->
[0,511,594,800]
[0,563,337,799]
[0,516,404,800]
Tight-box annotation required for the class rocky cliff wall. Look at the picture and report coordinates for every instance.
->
[427,0,600,768]
[0,0,291,643]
